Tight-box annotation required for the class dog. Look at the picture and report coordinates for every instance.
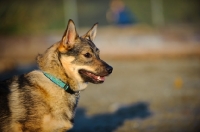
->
[0,19,113,132]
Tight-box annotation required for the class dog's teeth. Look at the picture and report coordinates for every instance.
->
[97,76,100,80]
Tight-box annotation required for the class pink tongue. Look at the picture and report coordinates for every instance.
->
[94,76,105,81]
[99,76,105,81]
[87,72,105,81]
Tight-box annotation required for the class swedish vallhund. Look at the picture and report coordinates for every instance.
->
[0,19,113,132]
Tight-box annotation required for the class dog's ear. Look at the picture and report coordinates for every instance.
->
[81,23,98,41]
[59,19,78,53]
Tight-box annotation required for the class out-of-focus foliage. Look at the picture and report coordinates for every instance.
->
[124,0,200,24]
[0,0,65,34]
[0,0,200,35]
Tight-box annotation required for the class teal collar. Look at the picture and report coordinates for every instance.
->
[43,72,80,95]
[43,72,69,90]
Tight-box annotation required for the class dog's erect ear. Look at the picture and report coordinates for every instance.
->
[59,19,78,53]
[81,23,98,41]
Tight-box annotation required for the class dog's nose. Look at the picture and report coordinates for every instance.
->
[106,66,113,74]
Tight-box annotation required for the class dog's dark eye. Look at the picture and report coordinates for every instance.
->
[84,53,92,58]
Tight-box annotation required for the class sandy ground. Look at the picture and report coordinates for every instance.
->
[0,25,200,132]
[68,58,200,132]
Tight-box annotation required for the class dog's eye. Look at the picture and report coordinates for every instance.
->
[84,53,92,58]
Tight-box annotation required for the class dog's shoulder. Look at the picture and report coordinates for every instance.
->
[26,70,66,95]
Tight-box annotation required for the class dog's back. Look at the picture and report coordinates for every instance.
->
[0,71,77,131]
[0,79,12,131]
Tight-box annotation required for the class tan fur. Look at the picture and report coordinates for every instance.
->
[60,56,94,91]
[2,70,76,131]
[42,114,73,131]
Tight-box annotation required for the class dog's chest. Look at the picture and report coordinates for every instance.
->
[42,93,80,131]
[49,92,79,118]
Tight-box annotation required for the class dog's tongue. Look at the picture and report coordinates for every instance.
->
[96,76,105,81]
[86,72,105,82]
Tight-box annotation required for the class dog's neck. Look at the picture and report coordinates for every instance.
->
[43,72,80,94]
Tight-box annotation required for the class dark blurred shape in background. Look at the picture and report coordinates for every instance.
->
[0,0,200,132]
[106,0,136,25]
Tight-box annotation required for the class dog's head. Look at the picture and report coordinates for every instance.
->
[58,19,113,86]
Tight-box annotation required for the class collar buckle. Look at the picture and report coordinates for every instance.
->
[64,84,69,90]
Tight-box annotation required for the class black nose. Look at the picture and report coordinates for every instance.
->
[106,66,113,74]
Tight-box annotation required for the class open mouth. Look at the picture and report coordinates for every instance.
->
[79,70,107,83]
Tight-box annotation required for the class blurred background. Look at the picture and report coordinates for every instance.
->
[0,0,200,131]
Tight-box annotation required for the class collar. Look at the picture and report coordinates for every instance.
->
[43,72,79,95]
